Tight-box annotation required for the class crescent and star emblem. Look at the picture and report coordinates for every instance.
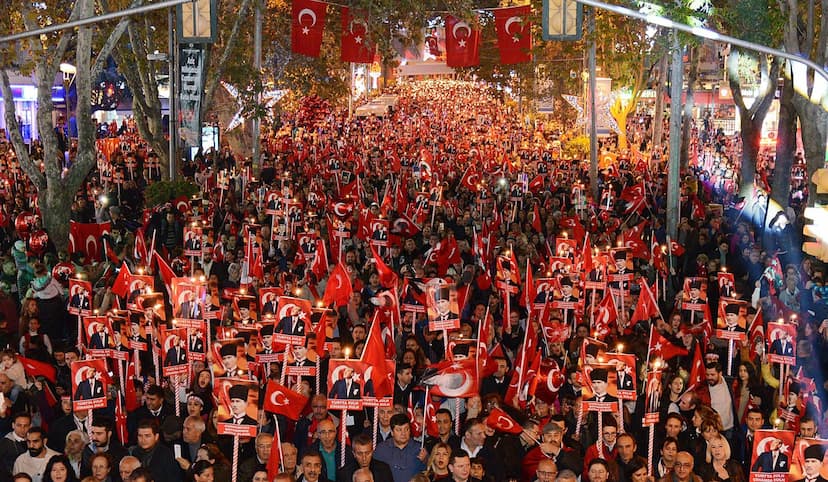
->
[298,8,317,35]
[452,21,471,48]
[504,16,523,41]
[271,390,289,406]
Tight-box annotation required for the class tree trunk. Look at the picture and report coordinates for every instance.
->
[652,54,668,153]
[680,47,698,170]
[791,95,828,199]
[771,76,797,209]
[738,116,761,197]
[612,100,631,151]
[39,187,75,253]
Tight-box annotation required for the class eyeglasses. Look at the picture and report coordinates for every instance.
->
[675,463,693,468]
[537,471,558,477]
[602,431,617,437]
[318,430,336,434]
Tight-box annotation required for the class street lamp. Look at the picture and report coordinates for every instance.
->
[59,63,76,137]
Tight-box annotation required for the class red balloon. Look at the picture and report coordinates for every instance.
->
[52,262,76,284]
[28,230,48,255]
[15,212,37,236]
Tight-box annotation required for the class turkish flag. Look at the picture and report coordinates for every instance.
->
[111,262,131,298]
[531,204,542,233]
[360,312,392,398]
[322,263,352,308]
[527,174,545,193]
[582,236,594,274]
[69,221,111,262]
[424,392,439,438]
[264,380,308,420]
[620,182,647,214]
[630,279,659,325]
[685,344,705,391]
[593,291,617,338]
[421,358,479,398]
[486,407,523,434]
[559,216,585,241]
[370,243,398,288]
[649,328,689,361]
[291,0,326,57]
[523,258,534,309]
[133,227,148,262]
[459,167,481,192]
[341,7,375,63]
[329,200,354,219]
[670,240,686,257]
[622,232,649,260]
[445,15,480,67]
[494,5,532,64]
[124,362,140,411]
[153,252,176,293]
[18,356,56,383]
[173,195,190,214]
[407,394,422,437]
[115,392,128,445]
[309,238,329,281]
[390,213,420,238]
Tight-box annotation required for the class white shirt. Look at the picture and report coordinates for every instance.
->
[13,449,59,482]
[460,439,481,457]
[708,379,734,430]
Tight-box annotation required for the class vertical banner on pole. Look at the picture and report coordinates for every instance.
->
[178,44,205,155]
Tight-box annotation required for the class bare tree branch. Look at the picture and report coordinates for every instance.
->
[93,0,144,78]
[202,0,253,114]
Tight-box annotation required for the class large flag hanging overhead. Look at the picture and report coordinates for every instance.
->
[494,5,532,64]
[445,15,480,67]
[291,0,327,57]
[341,7,375,63]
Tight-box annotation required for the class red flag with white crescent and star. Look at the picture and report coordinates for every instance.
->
[649,328,689,361]
[361,311,393,398]
[424,390,439,438]
[445,15,480,67]
[18,356,56,383]
[486,407,523,434]
[291,0,327,57]
[111,262,131,298]
[685,344,705,392]
[115,391,128,445]
[494,5,532,64]
[593,291,617,338]
[421,358,479,398]
[630,278,659,326]
[407,394,422,437]
[748,307,765,360]
[309,238,329,281]
[620,182,647,214]
[459,166,481,192]
[69,221,111,262]
[341,7,375,63]
[263,380,308,420]
[322,263,352,308]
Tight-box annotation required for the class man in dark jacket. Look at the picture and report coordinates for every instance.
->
[0,412,30,480]
[129,419,180,482]
[337,434,394,482]
[81,415,128,480]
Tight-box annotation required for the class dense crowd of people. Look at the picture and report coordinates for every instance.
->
[0,79,822,482]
